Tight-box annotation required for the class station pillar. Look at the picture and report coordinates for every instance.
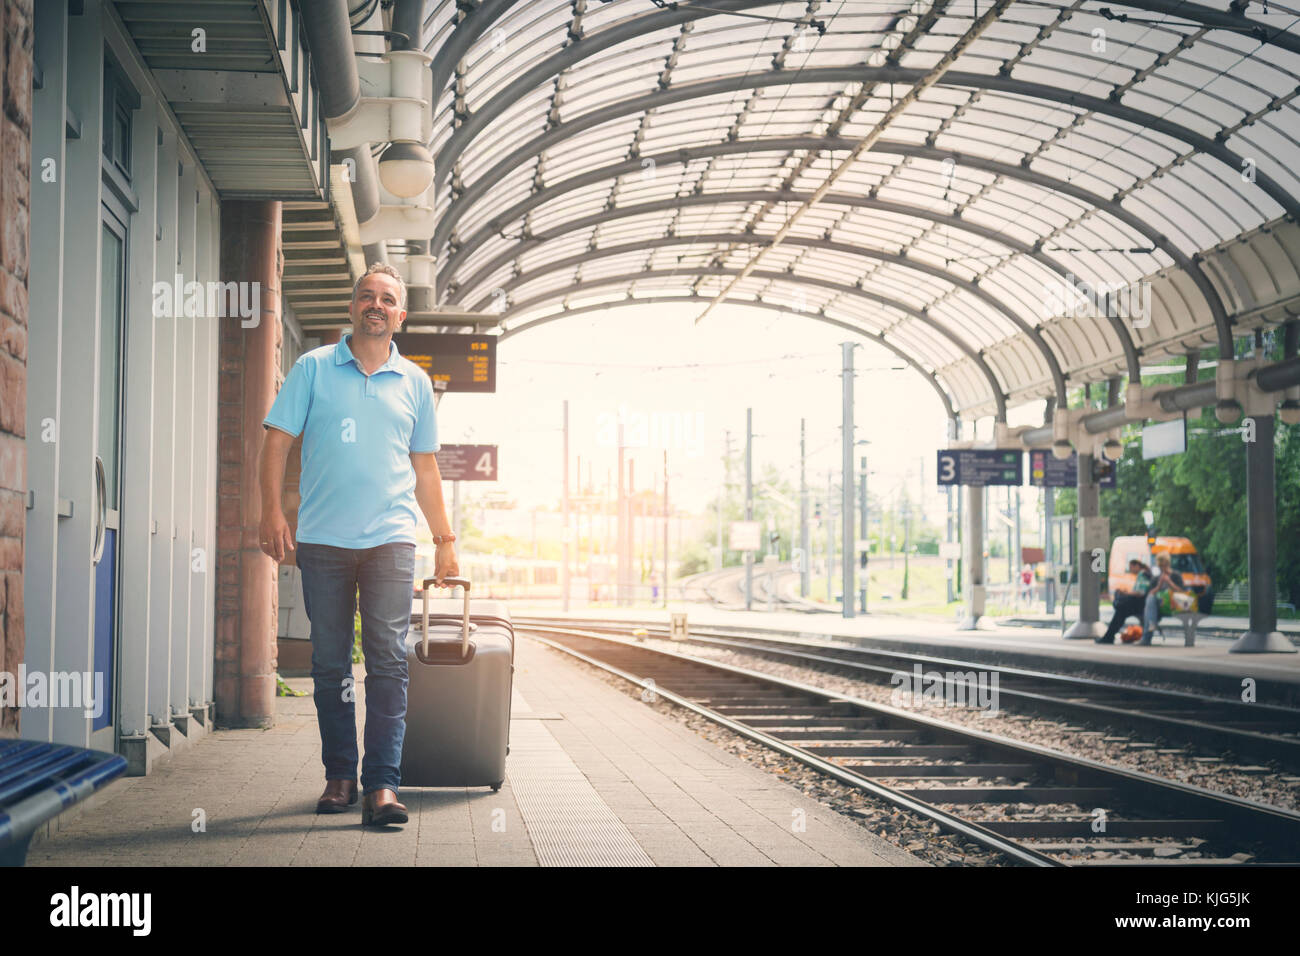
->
[214,201,282,727]
[957,485,984,630]
[1064,452,1106,639]
[1232,414,1295,653]
[1043,486,1056,614]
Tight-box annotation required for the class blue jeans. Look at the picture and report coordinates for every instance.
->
[1143,590,1162,638]
[296,541,414,795]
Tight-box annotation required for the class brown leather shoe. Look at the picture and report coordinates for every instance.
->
[361,788,408,826]
[316,779,358,814]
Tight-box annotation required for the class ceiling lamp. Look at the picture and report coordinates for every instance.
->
[378,141,434,199]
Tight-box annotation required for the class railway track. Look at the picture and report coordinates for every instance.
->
[677,565,832,613]
[518,616,1300,770]
[520,623,1300,867]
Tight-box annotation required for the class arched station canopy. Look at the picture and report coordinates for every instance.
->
[413,0,1300,422]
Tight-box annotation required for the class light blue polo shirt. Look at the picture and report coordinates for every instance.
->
[263,332,439,549]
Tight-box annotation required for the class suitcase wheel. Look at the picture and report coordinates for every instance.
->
[491,782,503,792]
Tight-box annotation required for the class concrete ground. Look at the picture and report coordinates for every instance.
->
[28,636,919,867]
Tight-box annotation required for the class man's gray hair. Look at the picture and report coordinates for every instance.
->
[352,262,407,311]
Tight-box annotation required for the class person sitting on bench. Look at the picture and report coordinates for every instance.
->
[1140,552,1185,646]
[1096,559,1153,644]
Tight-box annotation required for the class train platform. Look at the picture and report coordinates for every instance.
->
[24,635,919,868]
[516,604,1300,703]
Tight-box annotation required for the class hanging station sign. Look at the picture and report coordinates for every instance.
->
[936,449,1023,487]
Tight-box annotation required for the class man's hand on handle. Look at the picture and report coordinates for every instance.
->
[259,509,296,562]
[433,541,459,586]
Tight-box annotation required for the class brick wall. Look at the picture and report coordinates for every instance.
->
[0,0,31,736]
[214,201,281,729]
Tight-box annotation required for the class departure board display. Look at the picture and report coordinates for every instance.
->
[935,449,1023,487]
[393,333,497,393]
[1028,449,1117,489]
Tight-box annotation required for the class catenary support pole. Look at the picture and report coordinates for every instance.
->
[1044,485,1056,614]
[826,469,834,608]
[800,419,810,598]
[945,485,955,604]
[629,460,635,603]
[859,454,868,613]
[956,484,963,598]
[1064,453,1105,639]
[1232,414,1296,653]
[717,431,729,572]
[745,408,753,611]
[562,400,569,613]
[958,485,984,629]
[1014,485,1022,587]
[663,450,669,609]
[841,343,855,619]
[617,427,625,606]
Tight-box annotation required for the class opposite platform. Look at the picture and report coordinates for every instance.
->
[26,636,919,867]
[520,604,1300,703]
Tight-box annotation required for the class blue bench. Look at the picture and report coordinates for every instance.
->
[0,739,127,866]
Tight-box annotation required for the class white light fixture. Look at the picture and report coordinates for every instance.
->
[1214,399,1242,425]
[1051,439,1073,460]
[378,141,434,199]
[1280,400,1300,426]
[1102,438,1123,461]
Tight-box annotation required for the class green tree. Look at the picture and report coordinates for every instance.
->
[1056,411,1300,605]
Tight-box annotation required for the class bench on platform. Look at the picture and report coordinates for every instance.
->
[1157,612,1204,647]
[0,739,127,866]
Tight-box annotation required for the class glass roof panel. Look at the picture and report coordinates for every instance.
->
[418,0,1300,419]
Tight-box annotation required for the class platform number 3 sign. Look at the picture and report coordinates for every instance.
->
[938,453,956,483]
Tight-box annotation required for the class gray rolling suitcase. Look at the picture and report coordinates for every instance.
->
[400,577,514,791]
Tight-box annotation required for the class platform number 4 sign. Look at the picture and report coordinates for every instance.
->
[433,444,499,482]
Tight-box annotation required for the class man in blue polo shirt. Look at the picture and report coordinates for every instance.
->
[258,262,458,827]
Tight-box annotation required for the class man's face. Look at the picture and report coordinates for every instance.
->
[1129,561,1142,573]
[350,273,406,339]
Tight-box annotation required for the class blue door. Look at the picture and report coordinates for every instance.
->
[92,215,127,734]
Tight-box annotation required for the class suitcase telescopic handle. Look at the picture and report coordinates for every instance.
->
[421,576,471,659]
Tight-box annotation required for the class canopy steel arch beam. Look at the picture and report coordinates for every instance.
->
[955,69,1298,223]
[460,195,1132,391]
[434,62,1298,232]
[434,120,1231,355]
[695,0,1017,324]
[461,230,1070,405]
[1116,0,1300,58]
[439,137,1147,380]
[906,140,1234,357]
[447,147,1149,382]
[434,0,847,182]
[432,0,1300,137]
[500,268,1009,420]
[450,186,1072,292]
[498,294,960,423]
[428,0,521,117]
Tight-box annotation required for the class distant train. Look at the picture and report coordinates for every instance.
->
[412,549,622,600]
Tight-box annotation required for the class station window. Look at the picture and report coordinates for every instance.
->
[102,56,139,182]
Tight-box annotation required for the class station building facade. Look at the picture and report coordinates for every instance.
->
[4,0,359,775]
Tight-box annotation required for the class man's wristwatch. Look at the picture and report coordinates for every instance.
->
[433,532,457,545]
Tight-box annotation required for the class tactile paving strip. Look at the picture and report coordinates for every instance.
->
[506,717,654,867]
